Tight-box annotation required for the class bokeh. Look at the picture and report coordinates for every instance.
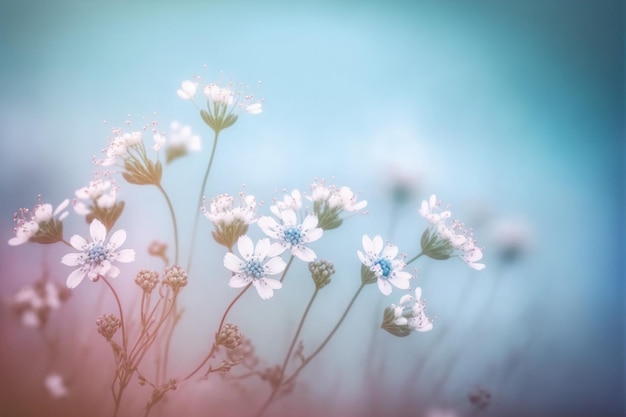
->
[0,1,623,417]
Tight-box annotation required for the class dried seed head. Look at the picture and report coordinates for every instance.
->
[162,265,188,290]
[217,323,243,349]
[96,313,121,340]
[135,269,160,293]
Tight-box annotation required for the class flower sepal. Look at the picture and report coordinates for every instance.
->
[360,263,377,286]
[420,228,453,260]
[381,307,412,337]
[86,201,125,232]
[122,159,162,186]
[29,218,64,245]
[201,109,238,133]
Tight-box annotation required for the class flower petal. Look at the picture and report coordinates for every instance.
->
[293,245,316,262]
[377,278,392,296]
[254,238,271,259]
[108,229,127,250]
[236,235,254,259]
[66,268,87,289]
[229,274,251,288]
[89,219,107,243]
[301,214,319,231]
[381,243,398,259]
[61,252,82,267]
[224,252,244,273]
[263,256,287,275]
[303,227,323,243]
[114,249,135,263]
[70,234,87,250]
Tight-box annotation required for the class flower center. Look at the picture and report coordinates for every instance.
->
[373,258,392,278]
[87,244,108,266]
[282,227,303,246]
[244,259,264,279]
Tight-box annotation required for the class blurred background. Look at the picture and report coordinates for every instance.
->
[0,1,623,416]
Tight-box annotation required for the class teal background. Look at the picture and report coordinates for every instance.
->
[0,1,623,416]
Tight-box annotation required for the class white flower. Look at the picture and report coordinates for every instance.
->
[44,373,68,398]
[357,234,412,295]
[420,194,485,271]
[61,219,135,289]
[257,209,323,262]
[203,84,234,105]
[73,180,117,215]
[9,199,70,246]
[204,193,256,226]
[167,121,201,151]
[12,281,68,328]
[270,189,302,218]
[393,287,433,332]
[419,194,451,225]
[223,236,286,300]
[176,80,198,100]
[178,74,263,133]
[246,103,263,114]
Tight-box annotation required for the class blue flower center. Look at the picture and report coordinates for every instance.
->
[282,227,303,246]
[373,258,392,278]
[244,259,264,279]
[87,244,108,265]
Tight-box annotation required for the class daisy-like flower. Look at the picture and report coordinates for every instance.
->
[223,236,286,300]
[203,192,257,250]
[177,74,263,134]
[357,234,411,295]
[9,198,69,246]
[307,180,367,230]
[61,219,135,289]
[419,194,485,271]
[257,209,323,262]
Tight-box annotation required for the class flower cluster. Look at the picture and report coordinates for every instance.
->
[96,313,122,340]
[419,194,485,270]
[9,198,69,246]
[135,269,160,293]
[73,179,125,231]
[381,287,433,336]
[11,280,70,328]
[177,76,263,134]
[204,193,257,251]
[308,180,367,230]
[162,265,188,291]
[153,120,201,164]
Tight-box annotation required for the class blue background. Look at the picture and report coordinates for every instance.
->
[0,1,623,416]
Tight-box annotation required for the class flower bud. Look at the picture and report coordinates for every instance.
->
[96,313,121,340]
[135,269,160,293]
[162,265,188,291]
[216,323,243,349]
[308,260,335,289]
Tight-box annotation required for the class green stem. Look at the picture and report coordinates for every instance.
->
[182,283,251,381]
[255,288,319,417]
[156,184,179,265]
[279,255,295,283]
[186,130,220,273]
[406,252,424,265]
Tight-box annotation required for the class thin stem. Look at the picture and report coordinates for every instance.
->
[255,288,319,417]
[406,251,424,265]
[101,276,127,350]
[283,283,364,386]
[156,184,179,265]
[183,284,251,381]
[279,255,295,283]
[186,130,220,273]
